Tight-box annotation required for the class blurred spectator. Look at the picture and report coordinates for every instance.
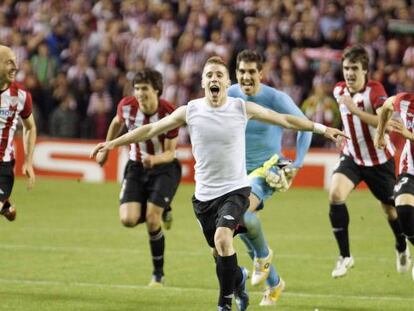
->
[1,0,412,145]
[319,1,346,48]
[49,94,79,138]
[85,77,113,139]
[137,24,170,68]
[0,12,12,44]
[67,53,96,119]
[30,42,58,87]
[301,81,340,147]
[155,49,178,89]
[278,69,303,105]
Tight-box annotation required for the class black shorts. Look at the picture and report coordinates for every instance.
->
[394,173,414,198]
[192,187,251,248]
[0,160,15,202]
[334,155,395,205]
[120,159,182,209]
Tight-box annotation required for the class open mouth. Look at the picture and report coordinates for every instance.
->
[242,80,253,87]
[210,86,220,96]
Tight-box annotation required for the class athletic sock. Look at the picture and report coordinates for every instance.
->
[238,233,255,259]
[329,203,350,257]
[267,265,280,287]
[387,218,407,252]
[243,210,280,286]
[148,227,165,277]
[396,205,414,246]
[216,253,238,307]
[234,266,243,289]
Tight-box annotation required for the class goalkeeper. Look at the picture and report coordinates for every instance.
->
[228,50,312,306]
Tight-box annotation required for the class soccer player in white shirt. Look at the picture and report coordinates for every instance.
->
[91,56,346,311]
[0,45,36,222]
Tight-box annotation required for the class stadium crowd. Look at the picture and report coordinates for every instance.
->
[1,0,413,146]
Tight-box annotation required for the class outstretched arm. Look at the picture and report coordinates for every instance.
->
[246,101,348,142]
[90,106,186,158]
[95,115,125,166]
[21,114,37,190]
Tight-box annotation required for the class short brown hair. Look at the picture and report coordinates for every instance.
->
[342,45,369,71]
[204,56,228,70]
[132,68,163,97]
[236,50,263,71]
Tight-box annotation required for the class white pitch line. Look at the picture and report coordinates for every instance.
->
[0,227,343,240]
[0,278,412,302]
[0,243,395,262]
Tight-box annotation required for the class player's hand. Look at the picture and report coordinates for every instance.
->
[282,165,299,187]
[95,149,109,166]
[90,141,115,159]
[324,127,349,143]
[22,161,35,190]
[339,95,358,114]
[142,155,154,169]
[387,119,414,140]
[374,131,387,149]
[265,166,288,191]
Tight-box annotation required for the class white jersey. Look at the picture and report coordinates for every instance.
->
[186,96,250,201]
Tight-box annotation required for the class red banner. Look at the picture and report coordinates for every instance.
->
[14,137,196,183]
[14,137,391,189]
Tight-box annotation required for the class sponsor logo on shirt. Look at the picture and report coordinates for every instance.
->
[0,108,15,118]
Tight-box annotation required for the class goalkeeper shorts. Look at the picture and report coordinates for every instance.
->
[248,167,276,209]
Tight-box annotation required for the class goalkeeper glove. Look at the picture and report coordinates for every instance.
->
[265,157,297,192]
[265,166,289,191]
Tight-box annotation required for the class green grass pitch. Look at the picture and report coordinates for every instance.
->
[0,178,413,310]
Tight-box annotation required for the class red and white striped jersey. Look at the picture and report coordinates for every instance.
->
[333,80,394,166]
[0,82,32,162]
[117,97,178,162]
[393,92,414,175]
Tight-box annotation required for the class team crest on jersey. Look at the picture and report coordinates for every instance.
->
[9,97,18,109]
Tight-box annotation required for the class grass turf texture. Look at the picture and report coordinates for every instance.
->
[0,178,413,310]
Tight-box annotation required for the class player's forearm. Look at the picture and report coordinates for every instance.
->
[105,118,123,141]
[377,107,392,137]
[294,131,312,167]
[283,114,315,132]
[151,150,176,165]
[109,124,154,148]
[23,126,36,163]
[353,110,379,127]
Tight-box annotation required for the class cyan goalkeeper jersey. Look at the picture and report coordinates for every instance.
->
[228,83,312,172]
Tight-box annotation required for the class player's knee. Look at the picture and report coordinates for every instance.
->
[146,212,161,230]
[382,204,397,220]
[119,203,140,227]
[214,229,233,255]
[120,216,138,228]
[329,188,346,203]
